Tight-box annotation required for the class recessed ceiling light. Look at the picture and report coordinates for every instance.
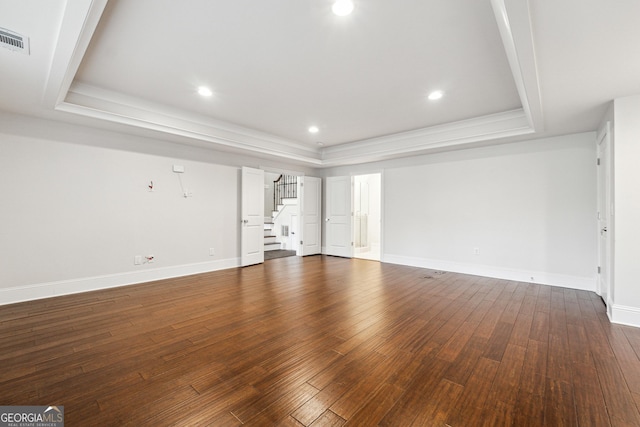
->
[332,0,354,16]
[428,90,444,101]
[308,126,320,134]
[198,86,213,97]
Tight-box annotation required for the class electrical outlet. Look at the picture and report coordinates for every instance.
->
[473,247,480,255]
[134,255,142,265]
[209,248,215,256]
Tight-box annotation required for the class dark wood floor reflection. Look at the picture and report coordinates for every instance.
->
[2,256,640,426]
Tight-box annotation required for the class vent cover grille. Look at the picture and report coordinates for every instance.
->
[0,28,29,54]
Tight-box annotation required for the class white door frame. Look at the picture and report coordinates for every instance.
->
[596,122,612,308]
[352,172,383,262]
[260,167,321,257]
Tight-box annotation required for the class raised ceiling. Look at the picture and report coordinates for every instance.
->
[1,0,639,166]
[76,0,521,146]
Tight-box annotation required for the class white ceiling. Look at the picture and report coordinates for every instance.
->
[1,0,639,167]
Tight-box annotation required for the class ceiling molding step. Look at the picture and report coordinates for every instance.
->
[67,83,320,156]
[491,0,544,131]
[57,100,324,166]
[42,0,544,168]
[61,84,323,165]
[62,80,533,167]
[320,109,533,166]
[43,0,108,108]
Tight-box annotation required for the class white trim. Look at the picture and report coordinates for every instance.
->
[0,258,239,306]
[42,0,544,168]
[609,304,640,328]
[321,109,533,166]
[383,254,596,291]
[57,86,323,166]
[43,0,108,108]
[490,0,543,131]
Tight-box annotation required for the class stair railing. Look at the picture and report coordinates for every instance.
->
[274,174,298,209]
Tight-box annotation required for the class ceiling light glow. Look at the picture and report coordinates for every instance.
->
[308,126,320,134]
[428,90,444,101]
[198,86,213,97]
[332,0,354,16]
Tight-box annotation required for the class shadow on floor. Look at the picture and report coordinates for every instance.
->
[264,250,296,261]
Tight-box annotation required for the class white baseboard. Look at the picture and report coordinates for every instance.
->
[609,304,640,328]
[0,258,240,306]
[382,254,597,292]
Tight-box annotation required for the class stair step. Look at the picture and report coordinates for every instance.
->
[264,236,278,244]
[264,242,282,251]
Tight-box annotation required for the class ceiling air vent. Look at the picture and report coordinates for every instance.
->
[0,27,29,54]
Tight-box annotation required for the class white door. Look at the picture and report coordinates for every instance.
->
[597,123,612,308]
[290,214,298,251]
[241,167,264,266]
[325,176,353,258]
[298,176,322,256]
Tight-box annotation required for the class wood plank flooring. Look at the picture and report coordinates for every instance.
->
[1,255,640,426]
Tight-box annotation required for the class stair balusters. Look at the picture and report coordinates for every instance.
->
[273,174,297,209]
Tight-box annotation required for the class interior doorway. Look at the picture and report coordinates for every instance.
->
[262,171,322,260]
[263,171,298,260]
[353,173,381,261]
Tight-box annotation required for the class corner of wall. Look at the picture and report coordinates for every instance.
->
[383,254,597,292]
[609,304,640,328]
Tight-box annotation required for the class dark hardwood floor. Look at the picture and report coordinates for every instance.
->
[2,255,640,426]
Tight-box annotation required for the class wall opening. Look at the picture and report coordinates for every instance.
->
[353,173,381,261]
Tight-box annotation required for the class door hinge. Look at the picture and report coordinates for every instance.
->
[597,158,601,166]
[598,266,601,274]
[300,240,303,245]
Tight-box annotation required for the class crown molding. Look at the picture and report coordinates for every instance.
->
[60,82,323,165]
[43,0,108,109]
[320,109,533,166]
[44,0,543,168]
[491,0,543,131]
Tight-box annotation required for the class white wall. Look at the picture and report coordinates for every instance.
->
[0,111,601,305]
[0,113,314,304]
[324,132,598,290]
[611,94,640,326]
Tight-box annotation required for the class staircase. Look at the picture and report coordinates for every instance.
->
[263,221,281,251]
[263,174,298,252]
